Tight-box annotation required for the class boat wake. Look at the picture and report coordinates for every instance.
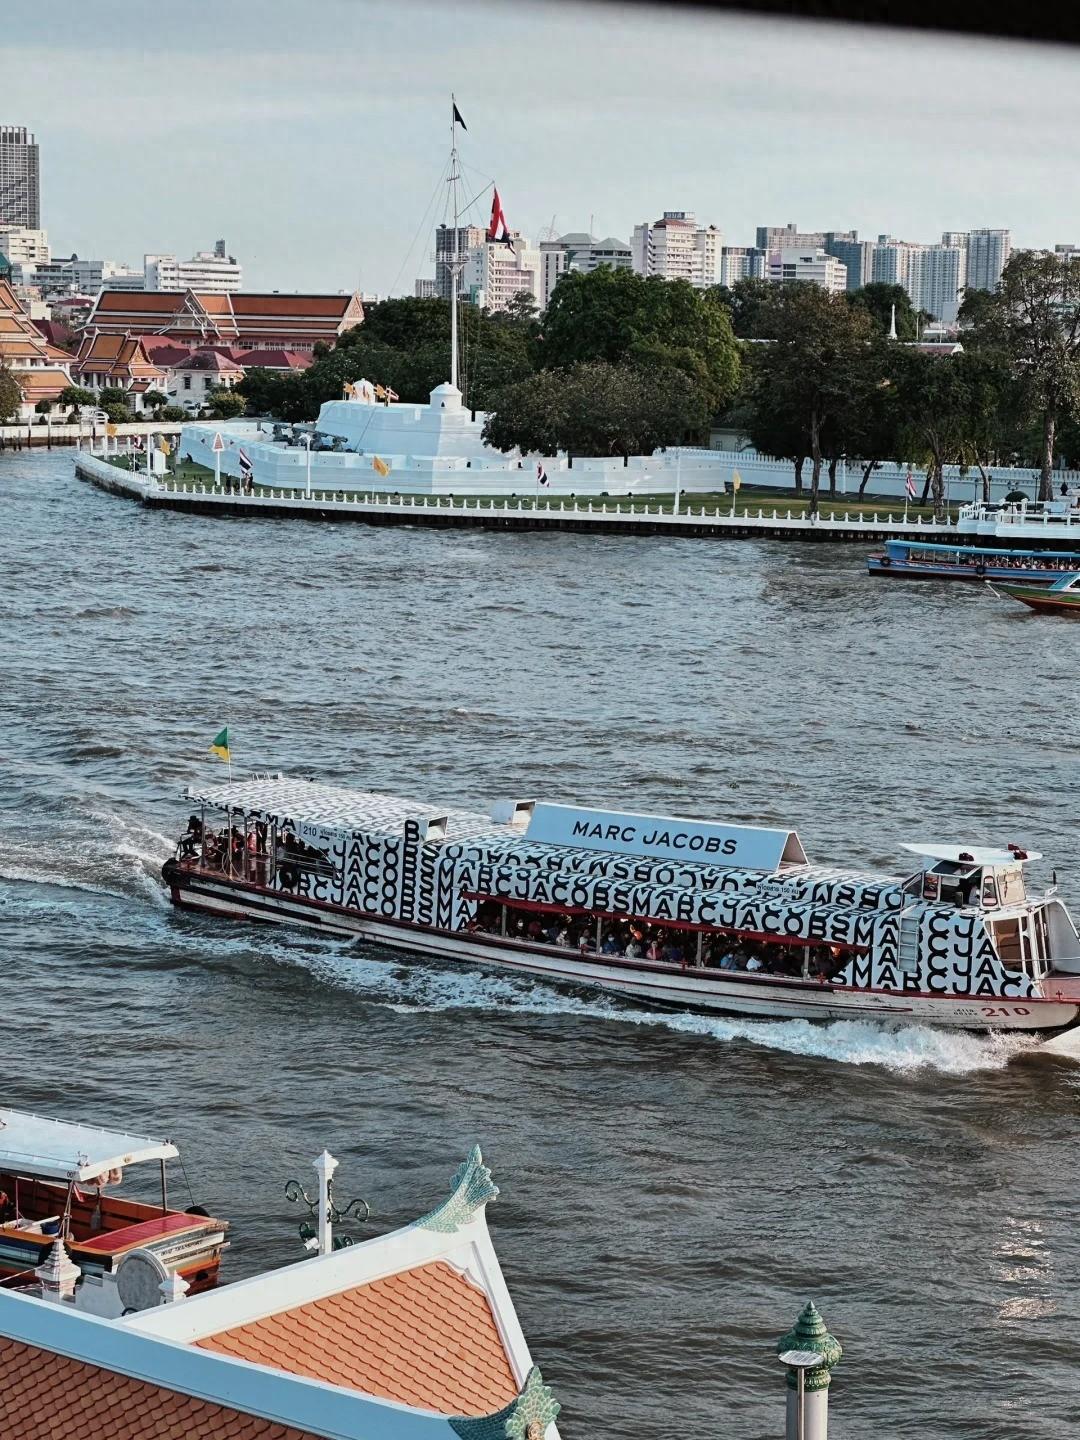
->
[0,807,173,908]
[298,947,1037,1075]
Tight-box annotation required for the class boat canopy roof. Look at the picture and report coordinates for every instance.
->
[187,776,513,845]
[900,842,1042,867]
[885,539,1080,560]
[187,778,809,870]
[0,1109,178,1183]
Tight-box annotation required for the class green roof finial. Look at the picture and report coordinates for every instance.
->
[417,1145,499,1234]
[449,1366,560,1440]
[777,1301,842,1393]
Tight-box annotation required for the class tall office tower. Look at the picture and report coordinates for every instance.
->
[0,126,40,228]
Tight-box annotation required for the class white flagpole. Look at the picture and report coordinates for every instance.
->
[673,449,682,517]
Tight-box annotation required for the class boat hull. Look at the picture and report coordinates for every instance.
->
[868,558,1073,583]
[163,863,1079,1034]
[992,580,1080,614]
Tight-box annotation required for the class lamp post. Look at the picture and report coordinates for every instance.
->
[776,1302,842,1440]
[778,1350,823,1440]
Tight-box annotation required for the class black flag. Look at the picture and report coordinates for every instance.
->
[453,101,467,131]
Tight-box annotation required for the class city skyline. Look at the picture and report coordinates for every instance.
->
[5,1,1080,294]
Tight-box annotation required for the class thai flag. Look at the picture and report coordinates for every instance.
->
[238,447,253,478]
[905,472,917,499]
[537,463,549,488]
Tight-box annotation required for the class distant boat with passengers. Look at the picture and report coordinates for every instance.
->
[867,538,1080,582]
[162,777,1080,1035]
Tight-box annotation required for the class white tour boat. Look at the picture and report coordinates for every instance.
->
[162,778,1080,1034]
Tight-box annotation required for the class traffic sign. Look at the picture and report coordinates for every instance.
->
[211,432,225,453]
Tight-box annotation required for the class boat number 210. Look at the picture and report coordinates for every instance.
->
[981,1005,1030,1018]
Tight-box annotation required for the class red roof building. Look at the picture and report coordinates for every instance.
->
[85,288,364,352]
[0,279,73,416]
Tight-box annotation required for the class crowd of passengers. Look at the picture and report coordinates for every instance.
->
[466,903,848,979]
[177,815,329,886]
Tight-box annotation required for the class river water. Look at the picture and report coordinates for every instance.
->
[2,450,1079,1438]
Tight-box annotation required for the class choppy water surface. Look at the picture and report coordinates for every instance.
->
[2,451,1079,1437]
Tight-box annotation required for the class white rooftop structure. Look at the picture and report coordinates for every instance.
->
[0,1108,178,1183]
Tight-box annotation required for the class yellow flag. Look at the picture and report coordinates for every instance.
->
[106,422,118,438]
[372,456,390,477]
[732,470,742,492]
[158,437,172,455]
[375,384,387,399]
[343,381,355,399]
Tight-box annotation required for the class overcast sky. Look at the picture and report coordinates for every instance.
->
[5,1,1080,294]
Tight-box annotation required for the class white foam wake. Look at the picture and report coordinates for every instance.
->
[300,948,1037,1075]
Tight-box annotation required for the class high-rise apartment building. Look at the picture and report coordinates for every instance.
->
[434,224,486,301]
[965,229,1011,293]
[765,247,847,293]
[907,243,966,324]
[719,246,765,287]
[144,240,241,293]
[464,233,541,313]
[539,231,631,308]
[631,212,722,287]
[0,226,49,266]
[414,278,439,299]
[755,223,826,253]
[0,126,40,229]
[823,231,872,291]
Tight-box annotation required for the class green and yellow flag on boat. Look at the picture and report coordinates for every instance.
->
[209,727,231,762]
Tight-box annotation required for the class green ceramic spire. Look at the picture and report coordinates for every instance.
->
[777,1301,842,1393]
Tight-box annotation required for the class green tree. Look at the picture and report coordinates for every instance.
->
[713,278,779,339]
[99,386,128,408]
[143,388,168,414]
[101,398,131,423]
[741,286,875,513]
[483,361,707,460]
[0,365,21,422]
[848,283,920,341]
[538,268,740,415]
[732,347,809,488]
[961,250,1080,499]
[891,348,976,520]
[159,405,187,421]
[58,384,96,415]
[206,388,247,419]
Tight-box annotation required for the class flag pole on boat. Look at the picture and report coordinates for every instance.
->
[210,726,232,783]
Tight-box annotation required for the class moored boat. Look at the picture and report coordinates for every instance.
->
[867,538,1080,582]
[0,1109,228,1296]
[162,779,1080,1034]
[990,573,1080,614]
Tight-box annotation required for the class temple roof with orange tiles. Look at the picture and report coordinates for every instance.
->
[0,1147,561,1440]
[84,287,365,349]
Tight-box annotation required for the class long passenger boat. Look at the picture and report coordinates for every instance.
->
[867,539,1080,582]
[161,778,1080,1034]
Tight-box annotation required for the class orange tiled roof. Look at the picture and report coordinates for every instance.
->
[86,289,363,344]
[0,279,56,366]
[0,1336,331,1440]
[74,332,167,382]
[197,1259,519,1418]
[13,370,69,400]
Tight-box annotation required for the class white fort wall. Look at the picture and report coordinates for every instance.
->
[180,375,1080,501]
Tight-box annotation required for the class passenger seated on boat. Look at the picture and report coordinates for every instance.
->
[556,926,573,948]
[719,949,740,970]
[601,932,620,956]
[646,937,663,962]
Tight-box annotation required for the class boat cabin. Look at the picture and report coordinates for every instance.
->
[902,842,1032,911]
[0,1109,228,1302]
